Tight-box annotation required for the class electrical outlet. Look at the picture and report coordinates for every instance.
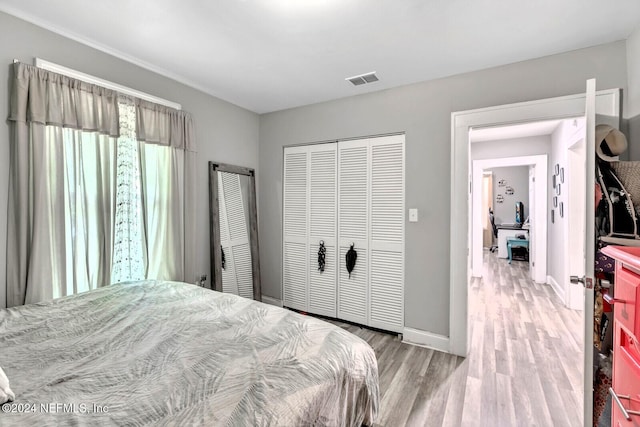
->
[409,208,418,222]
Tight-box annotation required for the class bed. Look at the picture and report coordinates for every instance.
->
[0,280,379,426]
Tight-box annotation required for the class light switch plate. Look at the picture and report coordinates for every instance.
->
[409,208,418,222]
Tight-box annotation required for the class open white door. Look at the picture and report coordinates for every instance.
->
[569,79,596,426]
[528,166,535,280]
[566,118,587,311]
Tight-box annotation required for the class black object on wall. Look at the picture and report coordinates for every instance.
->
[346,244,357,278]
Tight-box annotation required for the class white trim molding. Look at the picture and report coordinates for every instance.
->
[261,296,283,307]
[402,327,450,353]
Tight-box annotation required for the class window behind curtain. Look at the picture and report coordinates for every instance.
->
[57,126,117,297]
[7,62,196,307]
[111,101,145,284]
[111,100,179,285]
[56,101,164,297]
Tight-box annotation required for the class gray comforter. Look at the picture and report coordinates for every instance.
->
[0,280,379,426]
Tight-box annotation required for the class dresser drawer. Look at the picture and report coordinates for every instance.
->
[612,323,640,426]
[612,401,639,426]
[614,263,640,337]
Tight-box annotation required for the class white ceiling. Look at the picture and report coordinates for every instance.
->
[1,0,639,114]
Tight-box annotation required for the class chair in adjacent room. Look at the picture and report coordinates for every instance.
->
[489,208,498,253]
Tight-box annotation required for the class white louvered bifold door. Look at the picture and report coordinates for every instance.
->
[283,146,309,311]
[337,139,370,325]
[218,172,254,299]
[308,143,337,317]
[368,136,405,332]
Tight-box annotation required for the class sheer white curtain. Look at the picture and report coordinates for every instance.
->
[111,100,145,284]
[7,63,196,307]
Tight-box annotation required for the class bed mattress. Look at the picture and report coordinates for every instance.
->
[0,280,378,426]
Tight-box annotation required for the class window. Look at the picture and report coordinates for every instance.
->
[7,62,195,306]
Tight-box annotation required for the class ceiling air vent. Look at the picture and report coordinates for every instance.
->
[346,71,379,86]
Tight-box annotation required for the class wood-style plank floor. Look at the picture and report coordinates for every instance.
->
[328,250,583,426]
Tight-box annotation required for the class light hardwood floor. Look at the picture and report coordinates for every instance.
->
[329,250,583,426]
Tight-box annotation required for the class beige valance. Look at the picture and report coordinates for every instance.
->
[8,62,196,152]
[136,99,196,152]
[9,62,120,137]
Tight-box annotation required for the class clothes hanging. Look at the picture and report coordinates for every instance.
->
[346,244,357,278]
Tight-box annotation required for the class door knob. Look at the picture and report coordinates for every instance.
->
[570,275,593,289]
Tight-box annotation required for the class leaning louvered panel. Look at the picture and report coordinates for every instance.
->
[370,139,404,244]
[308,243,337,317]
[221,245,238,295]
[283,241,307,311]
[283,150,308,238]
[218,176,239,295]
[338,143,369,241]
[218,171,253,297]
[369,249,404,332]
[233,243,254,299]
[220,172,249,242]
[337,245,368,325]
[217,178,230,245]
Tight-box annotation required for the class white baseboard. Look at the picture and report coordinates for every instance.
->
[547,275,566,304]
[402,327,450,353]
[261,295,283,307]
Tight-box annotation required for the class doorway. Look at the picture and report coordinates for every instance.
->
[471,154,548,283]
[467,120,584,425]
[449,87,620,426]
[449,88,620,355]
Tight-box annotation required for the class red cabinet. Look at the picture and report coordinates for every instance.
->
[600,246,640,426]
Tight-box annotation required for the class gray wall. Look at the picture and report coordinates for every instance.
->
[487,166,529,225]
[259,41,629,336]
[627,27,640,161]
[627,27,640,119]
[470,133,551,221]
[547,121,570,291]
[0,12,260,308]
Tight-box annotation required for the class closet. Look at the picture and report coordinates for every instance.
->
[282,134,405,333]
